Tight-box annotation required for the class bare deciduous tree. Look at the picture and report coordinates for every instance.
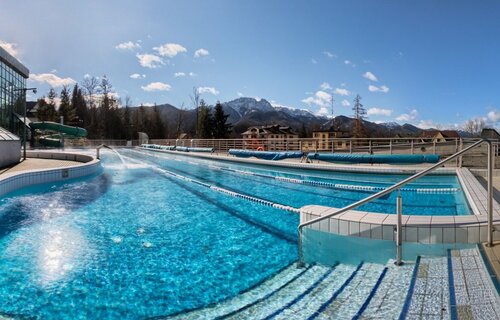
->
[81,76,100,109]
[463,118,485,136]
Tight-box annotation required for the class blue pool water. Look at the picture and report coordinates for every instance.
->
[123,149,471,216]
[0,149,472,319]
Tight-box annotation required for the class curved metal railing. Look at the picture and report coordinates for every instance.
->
[297,139,495,267]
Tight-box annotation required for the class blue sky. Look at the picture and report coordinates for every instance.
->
[1,0,500,129]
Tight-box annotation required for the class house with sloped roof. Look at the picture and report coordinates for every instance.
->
[241,124,298,150]
[420,130,460,142]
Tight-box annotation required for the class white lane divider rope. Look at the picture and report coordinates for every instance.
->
[137,147,459,194]
[122,154,300,214]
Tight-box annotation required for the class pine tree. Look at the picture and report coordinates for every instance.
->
[152,104,165,138]
[197,99,212,139]
[351,94,368,138]
[212,101,232,138]
[59,86,76,124]
[71,84,87,127]
[44,89,58,121]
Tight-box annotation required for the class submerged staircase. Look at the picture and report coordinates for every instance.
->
[164,247,500,319]
[166,261,414,320]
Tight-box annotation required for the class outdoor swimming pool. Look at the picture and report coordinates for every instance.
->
[0,149,474,319]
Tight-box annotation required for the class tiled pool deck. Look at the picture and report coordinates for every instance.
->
[0,158,79,176]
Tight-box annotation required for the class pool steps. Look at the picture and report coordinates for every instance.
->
[167,261,411,320]
[401,248,500,319]
[165,249,500,319]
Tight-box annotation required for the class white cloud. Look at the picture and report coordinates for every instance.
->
[194,48,209,58]
[115,41,141,51]
[189,72,197,77]
[0,40,19,58]
[174,72,186,77]
[344,60,351,65]
[396,109,418,122]
[29,73,76,87]
[302,90,332,109]
[417,120,437,129]
[311,58,317,64]
[136,53,165,68]
[153,43,187,57]
[341,99,350,107]
[487,110,500,123]
[141,82,171,92]
[367,107,393,117]
[334,88,350,96]
[130,73,146,79]
[237,92,244,97]
[323,51,336,58]
[320,82,332,91]
[368,85,390,93]
[317,107,329,116]
[197,86,219,95]
[362,71,378,82]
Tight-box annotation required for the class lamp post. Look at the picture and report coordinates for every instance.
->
[11,87,37,160]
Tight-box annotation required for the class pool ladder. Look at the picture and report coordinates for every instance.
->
[297,139,497,267]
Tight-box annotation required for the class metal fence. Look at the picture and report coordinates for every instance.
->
[62,137,499,158]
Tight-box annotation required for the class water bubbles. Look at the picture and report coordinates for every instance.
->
[136,227,145,235]
[111,236,123,244]
[142,242,153,248]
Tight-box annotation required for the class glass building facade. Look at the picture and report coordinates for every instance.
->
[0,46,29,137]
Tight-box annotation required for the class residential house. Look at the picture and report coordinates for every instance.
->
[420,130,460,143]
[241,124,298,150]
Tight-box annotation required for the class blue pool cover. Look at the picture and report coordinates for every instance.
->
[307,153,440,164]
[229,149,304,161]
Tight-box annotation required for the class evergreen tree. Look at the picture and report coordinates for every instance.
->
[58,86,76,123]
[212,101,232,138]
[71,84,87,127]
[122,96,132,140]
[197,99,212,139]
[43,89,58,121]
[351,94,368,138]
[152,104,165,138]
[36,98,51,121]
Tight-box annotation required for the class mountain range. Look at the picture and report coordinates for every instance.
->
[147,97,450,138]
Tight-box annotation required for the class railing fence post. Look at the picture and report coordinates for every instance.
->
[349,140,352,154]
[411,140,414,155]
[390,139,393,155]
[395,189,403,266]
[487,142,494,247]
[458,139,463,168]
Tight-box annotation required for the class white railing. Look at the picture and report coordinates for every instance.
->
[296,139,496,267]
[146,137,479,157]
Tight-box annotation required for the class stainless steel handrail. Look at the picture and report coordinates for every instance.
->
[297,138,494,267]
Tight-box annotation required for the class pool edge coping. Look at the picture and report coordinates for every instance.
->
[0,151,101,198]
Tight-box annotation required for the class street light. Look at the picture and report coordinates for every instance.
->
[11,87,37,160]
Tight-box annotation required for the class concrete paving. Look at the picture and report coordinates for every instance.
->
[0,158,80,177]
